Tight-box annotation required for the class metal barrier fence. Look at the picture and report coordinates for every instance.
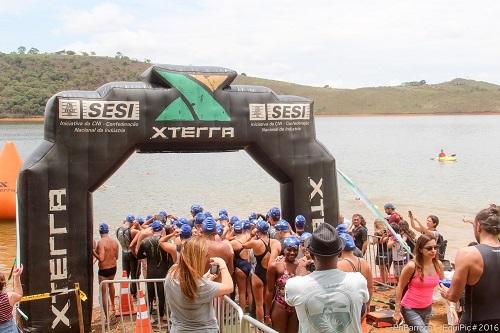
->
[365,234,411,289]
[98,278,277,333]
[241,315,279,333]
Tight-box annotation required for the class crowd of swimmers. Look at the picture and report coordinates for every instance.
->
[91,203,500,333]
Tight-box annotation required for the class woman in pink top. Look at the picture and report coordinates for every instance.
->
[393,235,444,333]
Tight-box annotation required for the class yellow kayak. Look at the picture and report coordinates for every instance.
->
[438,156,457,162]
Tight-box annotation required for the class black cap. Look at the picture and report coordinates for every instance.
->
[307,223,344,256]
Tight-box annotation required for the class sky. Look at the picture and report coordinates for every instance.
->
[1,0,500,88]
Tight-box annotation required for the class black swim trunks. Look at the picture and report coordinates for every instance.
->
[98,266,117,278]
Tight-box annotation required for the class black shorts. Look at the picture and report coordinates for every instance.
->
[98,266,117,278]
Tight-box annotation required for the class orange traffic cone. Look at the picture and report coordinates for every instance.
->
[135,289,152,333]
[117,271,136,316]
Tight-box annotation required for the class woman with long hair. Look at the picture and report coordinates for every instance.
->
[0,265,23,333]
[388,221,415,279]
[164,236,233,332]
[265,236,302,333]
[372,219,390,284]
[393,234,444,332]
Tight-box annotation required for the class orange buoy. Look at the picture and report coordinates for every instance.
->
[0,142,22,220]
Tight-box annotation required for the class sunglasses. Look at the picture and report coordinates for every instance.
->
[424,245,439,251]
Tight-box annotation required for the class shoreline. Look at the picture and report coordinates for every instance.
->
[0,117,44,123]
[1,111,500,123]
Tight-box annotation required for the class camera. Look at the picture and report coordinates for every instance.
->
[210,263,220,275]
[307,262,316,272]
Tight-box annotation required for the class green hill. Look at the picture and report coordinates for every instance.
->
[1,52,500,118]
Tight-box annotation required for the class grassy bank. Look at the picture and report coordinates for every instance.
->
[2,53,500,118]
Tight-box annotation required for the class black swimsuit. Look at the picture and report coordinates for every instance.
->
[254,238,271,284]
[234,241,252,276]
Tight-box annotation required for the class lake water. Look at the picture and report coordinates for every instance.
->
[1,115,500,277]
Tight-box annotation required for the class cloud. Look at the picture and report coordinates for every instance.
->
[56,3,135,35]
[53,0,500,88]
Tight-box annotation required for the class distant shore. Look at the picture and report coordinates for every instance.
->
[0,117,44,123]
[1,111,500,123]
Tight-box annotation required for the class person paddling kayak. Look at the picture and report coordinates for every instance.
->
[439,149,446,158]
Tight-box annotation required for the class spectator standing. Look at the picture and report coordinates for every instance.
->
[440,205,500,332]
[393,234,444,332]
[0,265,23,333]
[350,214,368,255]
[372,219,390,284]
[387,223,411,279]
[409,211,446,260]
[384,203,402,222]
[285,223,369,333]
[164,236,233,332]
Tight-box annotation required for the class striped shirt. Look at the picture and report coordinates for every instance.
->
[0,292,13,322]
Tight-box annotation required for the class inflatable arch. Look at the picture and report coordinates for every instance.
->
[17,65,339,332]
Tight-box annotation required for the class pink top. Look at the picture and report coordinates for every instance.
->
[0,292,13,322]
[401,271,439,309]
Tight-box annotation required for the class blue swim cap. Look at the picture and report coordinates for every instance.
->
[195,212,206,225]
[269,207,281,221]
[248,212,257,220]
[159,210,167,217]
[202,217,217,234]
[339,233,355,251]
[179,217,189,225]
[243,219,252,230]
[283,236,300,250]
[295,215,306,228]
[336,223,349,235]
[216,224,224,236]
[146,214,153,220]
[180,224,192,239]
[256,220,270,233]
[300,232,312,243]
[219,214,228,222]
[230,216,239,225]
[275,219,290,231]
[151,220,163,232]
[126,214,135,223]
[233,220,243,232]
[205,211,213,218]
[137,217,145,225]
[175,219,183,229]
[99,223,109,234]
[191,204,203,215]
[219,209,228,217]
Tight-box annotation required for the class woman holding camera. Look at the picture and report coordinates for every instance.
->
[164,236,233,332]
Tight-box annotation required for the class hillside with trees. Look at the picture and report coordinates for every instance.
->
[2,49,500,118]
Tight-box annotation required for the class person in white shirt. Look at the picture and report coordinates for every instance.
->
[285,223,369,333]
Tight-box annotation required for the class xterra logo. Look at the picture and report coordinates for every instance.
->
[249,103,311,121]
[155,70,231,122]
[59,100,140,120]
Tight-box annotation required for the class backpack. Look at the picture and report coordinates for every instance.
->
[436,233,447,260]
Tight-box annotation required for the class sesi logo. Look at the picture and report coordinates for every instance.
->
[268,104,310,120]
[82,101,140,120]
[249,103,311,121]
